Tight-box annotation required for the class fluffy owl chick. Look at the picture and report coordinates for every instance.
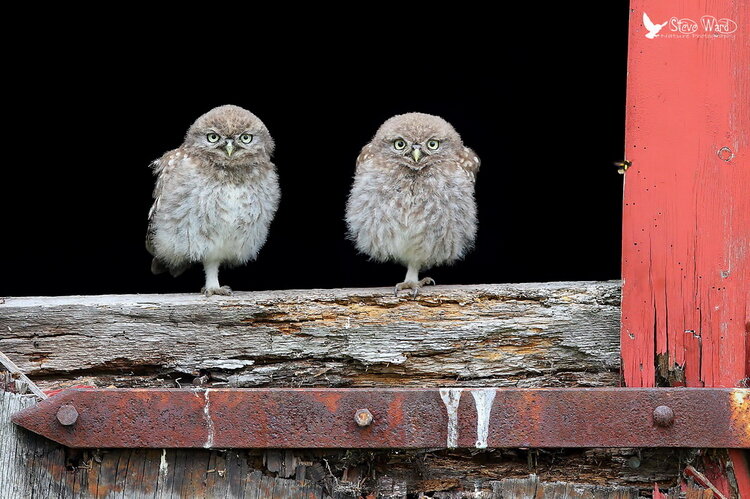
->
[146,105,280,296]
[346,113,480,297]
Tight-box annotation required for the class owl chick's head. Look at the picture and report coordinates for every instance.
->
[373,112,461,171]
[185,105,274,166]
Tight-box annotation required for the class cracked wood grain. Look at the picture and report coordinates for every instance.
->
[0,282,621,391]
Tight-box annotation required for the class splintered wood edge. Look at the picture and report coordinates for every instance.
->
[0,281,621,306]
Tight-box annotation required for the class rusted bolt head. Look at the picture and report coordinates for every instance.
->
[355,408,373,427]
[653,405,674,427]
[56,404,78,426]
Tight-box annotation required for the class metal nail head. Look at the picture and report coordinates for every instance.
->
[56,404,79,426]
[717,147,734,162]
[653,405,674,427]
[355,408,373,427]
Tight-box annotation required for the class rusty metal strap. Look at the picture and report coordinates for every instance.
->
[11,387,749,449]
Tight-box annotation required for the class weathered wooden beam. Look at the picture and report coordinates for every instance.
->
[0,282,621,390]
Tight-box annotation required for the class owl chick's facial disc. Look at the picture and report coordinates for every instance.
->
[186,104,275,165]
[375,113,458,171]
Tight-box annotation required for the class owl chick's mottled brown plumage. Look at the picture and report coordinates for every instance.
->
[346,112,480,296]
[146,105,280,296]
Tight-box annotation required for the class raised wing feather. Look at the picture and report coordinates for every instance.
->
[457,146,481,182]
[355,143,376,174]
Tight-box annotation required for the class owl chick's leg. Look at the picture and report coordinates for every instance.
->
[394,265,435,298]
[201,260,232,296]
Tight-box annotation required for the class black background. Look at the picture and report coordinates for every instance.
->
[1,7,629,296]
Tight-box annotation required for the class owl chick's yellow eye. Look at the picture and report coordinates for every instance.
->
[394,139,407,150]
[239,133,253,144]
[207,133,220,143]
[426,139,440,150]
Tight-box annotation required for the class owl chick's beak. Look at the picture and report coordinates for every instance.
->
[225,140,235,157]
[411,146,423,163]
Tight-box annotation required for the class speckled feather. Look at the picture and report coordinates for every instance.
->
[346,113,480,287]
[146,105,280,294]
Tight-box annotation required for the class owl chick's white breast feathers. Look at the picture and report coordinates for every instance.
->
[146,105,280,296]
[346,112,480,296]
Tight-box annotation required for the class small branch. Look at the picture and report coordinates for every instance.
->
[0,351,47,400]
[684,465,728,499]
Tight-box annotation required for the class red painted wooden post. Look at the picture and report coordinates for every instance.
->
[622,0,748,389]
[622,0,749,496]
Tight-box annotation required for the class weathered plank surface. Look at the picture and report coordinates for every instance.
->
[2,391,680,498]
[0,282,621,391]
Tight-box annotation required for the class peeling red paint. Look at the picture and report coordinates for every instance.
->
[622,1,750,494]
[622,0,749,388]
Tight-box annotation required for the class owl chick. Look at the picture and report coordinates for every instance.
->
[346,112,480,297]
[146,105,280,296]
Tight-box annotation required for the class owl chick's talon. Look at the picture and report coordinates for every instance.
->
[393,282,414,297]
[201,285,233,297]
[394,278,435,298]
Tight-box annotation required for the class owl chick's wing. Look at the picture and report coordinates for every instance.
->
[457,146,481,182]
[145,150,182,257]
[145,150,194,277]
[354,143,376,174]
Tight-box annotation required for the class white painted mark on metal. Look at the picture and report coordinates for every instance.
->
[203,389,215,449]
[471,389,496,448]
[439,388,463,448]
